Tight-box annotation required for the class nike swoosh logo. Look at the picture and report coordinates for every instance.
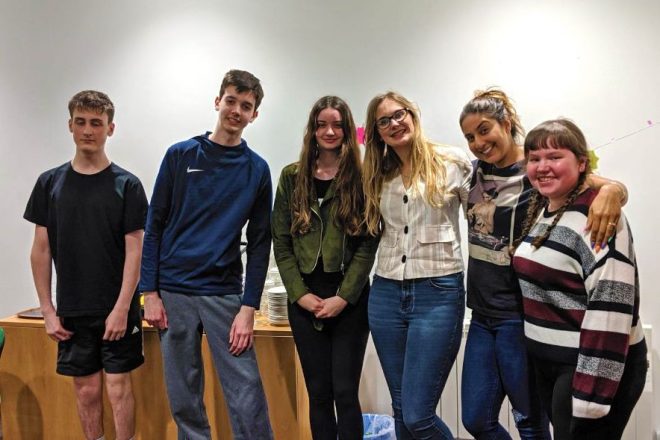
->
[187,166,204,173]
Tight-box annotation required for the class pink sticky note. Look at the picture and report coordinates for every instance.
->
[357,126,365,145]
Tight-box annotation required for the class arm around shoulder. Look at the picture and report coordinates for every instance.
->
[439,146,473,215]
[585,174,628,250]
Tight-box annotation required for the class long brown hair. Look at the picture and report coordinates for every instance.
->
[515,119,592,249]
[362,91,452,236]
[291,96,364,236]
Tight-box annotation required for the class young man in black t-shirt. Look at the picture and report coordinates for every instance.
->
[24,90,148,440]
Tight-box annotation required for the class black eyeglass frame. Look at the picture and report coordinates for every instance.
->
[376,108,410,130]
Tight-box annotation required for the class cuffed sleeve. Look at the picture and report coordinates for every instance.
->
[337,234,378,304]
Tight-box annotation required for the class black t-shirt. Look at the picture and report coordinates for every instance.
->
[314,176,333,200]
[24,162,148,317]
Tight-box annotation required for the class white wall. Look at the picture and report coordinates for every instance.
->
[2,0,659,432]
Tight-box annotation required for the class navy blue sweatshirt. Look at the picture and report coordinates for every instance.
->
[140,133,272,308]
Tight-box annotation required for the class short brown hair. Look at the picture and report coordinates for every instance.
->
[219,70,264,110]
[516,118,592,250]
[68,90,115,123]
[524,118,591,175]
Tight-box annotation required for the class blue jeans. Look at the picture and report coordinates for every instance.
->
[461,313,550,440]
[369,273,465,440]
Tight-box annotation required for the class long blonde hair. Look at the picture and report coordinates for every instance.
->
[291,96,364,236]
[362,92,449,236]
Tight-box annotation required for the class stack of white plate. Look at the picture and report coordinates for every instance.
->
[260,277,276,315]
[267,286,288,325]
[268,267,282,285]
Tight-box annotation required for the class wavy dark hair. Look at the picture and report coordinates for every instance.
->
[459,88,525,143]
[290,96,364,236]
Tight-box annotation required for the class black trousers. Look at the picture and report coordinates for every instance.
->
[288,279,370,440]
[532,340,648,440]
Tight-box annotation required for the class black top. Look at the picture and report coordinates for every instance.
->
[24,162,148,317]
[467,159,533,319]
[314,177,333,200]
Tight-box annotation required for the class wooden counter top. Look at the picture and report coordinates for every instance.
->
[0,311,310,439]
[0,313,292,336]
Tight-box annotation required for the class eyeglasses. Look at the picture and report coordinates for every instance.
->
[376,108,410,130]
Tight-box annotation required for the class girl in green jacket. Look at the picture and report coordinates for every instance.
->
[272,96,377,440]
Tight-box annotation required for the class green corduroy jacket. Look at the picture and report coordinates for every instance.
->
[271,163,378,304]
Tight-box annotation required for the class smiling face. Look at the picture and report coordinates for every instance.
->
[461,113,519,168]
[375,98,414,151]
[526,144,586,209]
[68,108,114,154]
[214,85,258,137]
[315,107,344,151]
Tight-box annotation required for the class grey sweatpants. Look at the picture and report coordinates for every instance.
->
[159,290,273,440]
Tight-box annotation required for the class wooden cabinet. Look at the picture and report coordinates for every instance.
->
[0,315,310,439]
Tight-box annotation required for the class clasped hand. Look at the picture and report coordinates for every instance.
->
[297,293,347,319]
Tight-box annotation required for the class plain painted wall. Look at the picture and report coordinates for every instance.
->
[2,0,658,431]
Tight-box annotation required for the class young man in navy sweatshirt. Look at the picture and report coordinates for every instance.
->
[140,70,273,439]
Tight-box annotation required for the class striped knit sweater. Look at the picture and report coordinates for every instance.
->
[512,188,644,419]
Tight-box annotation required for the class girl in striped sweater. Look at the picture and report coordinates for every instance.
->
[512,119,647,439]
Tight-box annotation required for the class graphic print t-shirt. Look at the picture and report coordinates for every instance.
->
[466,160,533,319]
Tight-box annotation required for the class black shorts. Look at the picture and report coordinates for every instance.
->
[57,310,144,376]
